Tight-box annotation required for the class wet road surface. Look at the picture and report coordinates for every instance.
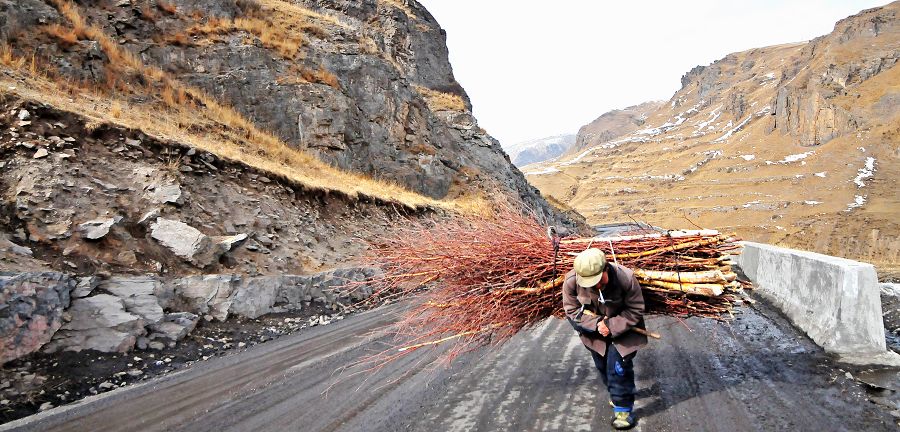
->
[3,300,896,431]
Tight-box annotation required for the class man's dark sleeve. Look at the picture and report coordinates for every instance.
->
[606,271,645,338]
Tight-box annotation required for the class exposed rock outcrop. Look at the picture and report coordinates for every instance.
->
[146,312,199,345]
[170,274,241,321]
[0,273,74,364]
[770,5,898,146]
[0,98,398,276]
[0,267,380,361]
[43,294,145,354]
[100,277,165,325]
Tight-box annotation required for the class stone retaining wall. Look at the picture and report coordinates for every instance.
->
[0,268,379,364]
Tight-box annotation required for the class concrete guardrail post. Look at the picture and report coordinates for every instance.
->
[735,241,900,366]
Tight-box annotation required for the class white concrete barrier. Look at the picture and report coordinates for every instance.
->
[736,242,899,365]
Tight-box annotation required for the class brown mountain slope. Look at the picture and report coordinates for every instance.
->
[525,2,900,275]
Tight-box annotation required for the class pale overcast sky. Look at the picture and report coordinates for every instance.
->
[418,0,889,146]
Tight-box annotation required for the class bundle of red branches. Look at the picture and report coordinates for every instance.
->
[356,208,748,363]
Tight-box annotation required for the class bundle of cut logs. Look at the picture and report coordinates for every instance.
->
[356,209,749,363]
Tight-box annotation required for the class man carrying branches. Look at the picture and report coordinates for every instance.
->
[563,248,647,430]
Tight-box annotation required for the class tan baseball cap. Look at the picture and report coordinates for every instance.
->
[574,248,608,288]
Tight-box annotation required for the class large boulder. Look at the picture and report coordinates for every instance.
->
[0,273,74,364]
[149,218,245,268]
[150,218,218,267]
[100,277,165,325]
[170,274,241,321]
[144,184,183,206]
[148,312,199,343]
[230,276,281,319]
[77,217,118,240]
[44,294,145,353]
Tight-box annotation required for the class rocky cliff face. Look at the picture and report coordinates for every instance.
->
[772,4,898,146]
[525,2,900,274]
[0,0,561,221]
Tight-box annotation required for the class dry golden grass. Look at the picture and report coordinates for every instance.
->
[414,85,466,112]
[1,43,26,69]
[183,16,302,58]
[380,0,416,20]
[277,65,340,89]
[2,55,445,209]
[160,81,191,107]
[44,24,79,47]
[407,142,436,156]
[166,31,190,46]
[299,65,340,88]
[360,37,380,55]
[203,0,352,58]
[255,0,349,29]
[140,5,159,22]
[110,101,122,118]
[52,0,166,82]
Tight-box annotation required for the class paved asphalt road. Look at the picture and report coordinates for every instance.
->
[3,300,896,432]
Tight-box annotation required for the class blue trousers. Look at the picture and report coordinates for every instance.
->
[588,344,636,411]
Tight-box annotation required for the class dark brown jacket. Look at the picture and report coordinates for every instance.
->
[561,263,647,357]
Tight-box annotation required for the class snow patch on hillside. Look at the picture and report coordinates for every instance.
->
[694,107,722,133]
[561,147,595,166]
[559,136,651,166]
[683,150,722,175]
[713,115,753,143]
[635,116,685,137]
[636,102,703,137]
[524,167,560,176]
[846,195,867,211]
[853,157,876,187]
[504,134,576,167]
[766,151,814,165]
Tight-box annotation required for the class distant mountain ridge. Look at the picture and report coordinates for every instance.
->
[504,134,575,167]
